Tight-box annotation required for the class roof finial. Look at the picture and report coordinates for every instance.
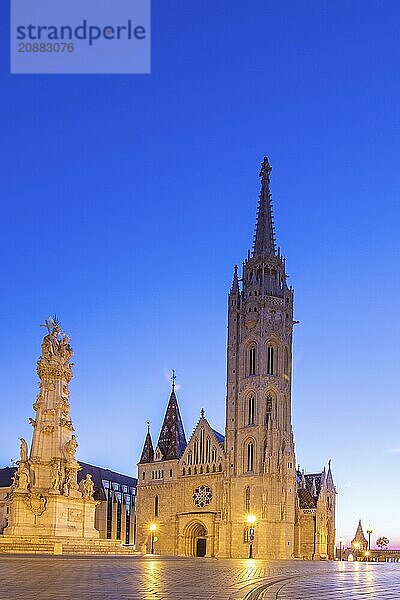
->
[171,369,176,391]
[147,421,150,434]
[200,408,205,418]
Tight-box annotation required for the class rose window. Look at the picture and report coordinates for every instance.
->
[193,485,212,508]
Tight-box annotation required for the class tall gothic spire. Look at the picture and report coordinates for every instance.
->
[156,383,187,460]
[253,156,276,257]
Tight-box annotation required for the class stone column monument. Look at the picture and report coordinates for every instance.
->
[4,317,99,539]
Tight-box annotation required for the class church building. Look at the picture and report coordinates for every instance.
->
[136,157,336,559]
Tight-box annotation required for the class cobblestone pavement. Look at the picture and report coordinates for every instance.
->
[0,555,399,600]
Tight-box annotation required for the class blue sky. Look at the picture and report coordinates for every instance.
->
[1,0,400,548]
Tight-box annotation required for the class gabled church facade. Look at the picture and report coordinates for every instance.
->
[136,158,336,559]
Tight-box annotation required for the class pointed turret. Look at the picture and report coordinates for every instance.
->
[352,520,368,550]
[230,265,239,294]
[326,459,334,487]
[253,156,276,257]
[139,423,154,464]
[156,381,187,460]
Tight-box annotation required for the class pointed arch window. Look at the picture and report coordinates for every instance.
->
[194,440,199,464]
[154,495,159,517]
[206,437,211,463]
[245,441,254,473]
[247,394,255,425]
[200,428,205,463]
[211,446,217,463]
[188,451,193,465]
[284,347,289,376]
[245,486,251,512]
[267,344,275,375]
[248,345,256,376]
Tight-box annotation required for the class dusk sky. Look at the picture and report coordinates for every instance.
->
[1,1,400,548]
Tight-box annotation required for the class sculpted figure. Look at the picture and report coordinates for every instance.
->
[64,435,78,461]
[19,438,28,462]
[59,335,73,363]
[10,470,19,490]
[41,326,60,360]
[81,474,94,499]
[17,465,30,491]
[50,462,61,491]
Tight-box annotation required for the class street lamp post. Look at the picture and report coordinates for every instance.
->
[149,523,157,555]
[246,515,256,559]
[366,528,372,561]
[339,537,343,561]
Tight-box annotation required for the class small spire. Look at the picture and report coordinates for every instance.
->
[139,424,154,464]
[253,156,276,257]
[231,265,239,294]
[301,469,306,489]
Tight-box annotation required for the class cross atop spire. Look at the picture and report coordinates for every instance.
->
[171,369,176,392]
[253,156,276,257]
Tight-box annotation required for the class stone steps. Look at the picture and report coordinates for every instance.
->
[0,536,139,555]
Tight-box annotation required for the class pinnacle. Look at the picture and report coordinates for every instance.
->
[253,156,276,257]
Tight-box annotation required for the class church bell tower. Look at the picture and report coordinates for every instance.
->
[225,157,296,558]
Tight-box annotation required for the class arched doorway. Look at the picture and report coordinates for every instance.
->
[183,521,207,557]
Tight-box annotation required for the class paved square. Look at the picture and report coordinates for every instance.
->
[0,556,399,599]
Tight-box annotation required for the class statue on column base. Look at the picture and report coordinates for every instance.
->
[80,474,95,500]
[49,461,62,495]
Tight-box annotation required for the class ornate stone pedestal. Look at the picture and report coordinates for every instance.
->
[5,492,99,539]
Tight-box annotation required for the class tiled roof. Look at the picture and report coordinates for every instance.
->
[211,429,225,445]
[0,467,16,488]
[156,389,187,460]
[139,431,154,464]
[296,470,323,509]
[297,487,316,509]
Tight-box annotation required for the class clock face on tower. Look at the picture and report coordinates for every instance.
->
[193,485,212,508]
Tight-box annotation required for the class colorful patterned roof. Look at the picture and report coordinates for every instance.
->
[156,389,187,460]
